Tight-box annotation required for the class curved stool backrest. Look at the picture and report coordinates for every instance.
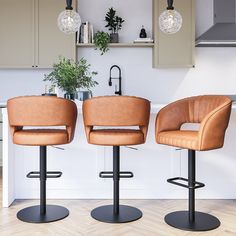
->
[83,96,150,140]
[7,96,77,142]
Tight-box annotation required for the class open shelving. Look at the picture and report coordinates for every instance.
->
[76,43,154,48]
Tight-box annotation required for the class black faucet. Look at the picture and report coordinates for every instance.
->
[109,65,122,96]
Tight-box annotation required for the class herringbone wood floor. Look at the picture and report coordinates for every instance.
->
[1,199,236,235]
[1,172,236,235]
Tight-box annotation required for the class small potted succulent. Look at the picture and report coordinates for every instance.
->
[93,31,110,55]
[44,56,98,100]
[105,7,125,43]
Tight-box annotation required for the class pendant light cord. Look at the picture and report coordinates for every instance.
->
[167,0,174,10]
[66,0,73,10]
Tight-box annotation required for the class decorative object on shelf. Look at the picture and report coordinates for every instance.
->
[77,43,154,48]
[94,31,110,55]
[134,38,154,43]
[139,26,147,38]
[159,0,182,34]
[57,0,81,34]
[105,7,125,43]
[78,21,94,44]
[42,85,57,97]
[44,57,98,100]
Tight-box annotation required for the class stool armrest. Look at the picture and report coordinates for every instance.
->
[10,126,23,137]
[84,125,93,141]
[199,102,232,150]
[139,125,148,141]
[66,125,75,143]
[155,100,189,138]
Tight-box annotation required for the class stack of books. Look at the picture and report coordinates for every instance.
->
[134,38,154,43]
[77,21,94,44]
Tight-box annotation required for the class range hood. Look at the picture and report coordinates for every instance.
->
[196,0,236,47]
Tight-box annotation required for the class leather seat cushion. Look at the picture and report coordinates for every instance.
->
[157,130,199,150]
[13,129,69,146]
[89,129,145,146]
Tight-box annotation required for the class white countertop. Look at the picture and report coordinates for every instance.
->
[1,99,236,113]
[74,100,166,113]
[0,100,166,113]
[0,101,6,108]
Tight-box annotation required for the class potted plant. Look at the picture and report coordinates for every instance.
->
[93,31,110,55]
[105,7,125,43]
[44,57,98,100]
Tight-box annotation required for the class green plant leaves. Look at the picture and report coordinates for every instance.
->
[94,31,110,55]
[105,7,124,33]
[44,56,98,94]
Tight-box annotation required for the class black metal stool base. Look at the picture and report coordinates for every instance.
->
[17,205,69,223]
[165,211,220,231]
[91,205,142,223]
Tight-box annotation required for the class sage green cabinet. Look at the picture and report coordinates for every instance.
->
[37,0,76,68]
[153,0,195,68]
[0,0,34,68]
[0,0,76,68]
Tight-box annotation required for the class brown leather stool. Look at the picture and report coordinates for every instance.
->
[83,96,150,223]
[155,95,232,231]
[7,96,77,223]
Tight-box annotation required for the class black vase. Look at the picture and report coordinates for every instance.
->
[77,91,92,101]
[110,33,119,43]
[64,93,75,100]
[139,27,147,38]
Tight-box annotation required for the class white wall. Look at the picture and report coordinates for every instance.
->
[195,0,214,37]
[0,70,47,100]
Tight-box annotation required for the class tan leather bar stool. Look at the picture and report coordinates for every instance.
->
[155,95,232,231]
[83,96,150,223]
[7,96,77,223]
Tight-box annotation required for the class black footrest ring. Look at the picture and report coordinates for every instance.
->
[27,171,62,178]
[99,171,133,178]
[167,177,205,189]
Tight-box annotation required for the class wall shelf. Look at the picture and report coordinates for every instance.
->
[76,43,154,48]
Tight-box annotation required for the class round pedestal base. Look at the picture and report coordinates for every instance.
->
[17,205,69,223]
[165,211,220,231]
[91,205,142,223]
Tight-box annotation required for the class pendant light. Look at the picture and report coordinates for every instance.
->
[57,0,81,34]
[159,0,182,34]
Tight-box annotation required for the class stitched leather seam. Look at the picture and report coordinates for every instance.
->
[199,102,231,150]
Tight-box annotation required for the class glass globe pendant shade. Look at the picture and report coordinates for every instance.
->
[57,9,81,34]
[159,9,182,34]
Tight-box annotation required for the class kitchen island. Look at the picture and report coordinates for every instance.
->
[2,101,236,207]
